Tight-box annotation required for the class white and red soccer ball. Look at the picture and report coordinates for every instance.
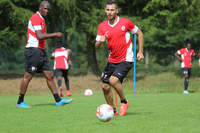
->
[84,89,93,96]
[96,104,114,122]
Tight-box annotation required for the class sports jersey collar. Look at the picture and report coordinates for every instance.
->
[108,16,119,27]
[186,48,190,52]
[37,11,44,20]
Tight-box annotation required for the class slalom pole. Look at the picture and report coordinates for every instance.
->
[133,34,137,98]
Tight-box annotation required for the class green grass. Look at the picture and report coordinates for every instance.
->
[1,92,200,133]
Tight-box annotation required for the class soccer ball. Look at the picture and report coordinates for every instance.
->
[96,104,114,122]
[84,89,93,96]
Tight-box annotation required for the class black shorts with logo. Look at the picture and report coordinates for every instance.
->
[182,68,191,77]
[101,62,133,83]
[25,47,50,74]
[54,69,68,78]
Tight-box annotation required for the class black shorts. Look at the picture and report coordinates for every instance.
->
[25,47,50,74]
[101,62,133,83]
[182,68,191,77]
[54,69,68,78]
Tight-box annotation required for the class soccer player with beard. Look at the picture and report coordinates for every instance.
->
[95,0,144,116]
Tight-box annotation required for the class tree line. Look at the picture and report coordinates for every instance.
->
[0,0,200,73]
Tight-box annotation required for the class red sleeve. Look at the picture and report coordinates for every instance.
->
[179,48,185,54]
[31,15,42,26]
[127,19,135,31]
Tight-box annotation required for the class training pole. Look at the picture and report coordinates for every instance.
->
[133,34,137,98]
[114,90,118,107]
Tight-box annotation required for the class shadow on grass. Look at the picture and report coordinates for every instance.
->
[188,90,196,93]
[32,103,55,107]
[126,111,153,116]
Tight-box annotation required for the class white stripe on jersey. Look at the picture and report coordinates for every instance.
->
[54,51,68,58]
[131,25,138,34]
[53,62,56,70]
[181,54,185,68]
[125,32,130,43]
[28,21,35,32]
[125,32,133,62]
[126,42,133,62]
[64,58,69,69]
[34,25,42,31]
[26,33,39,48]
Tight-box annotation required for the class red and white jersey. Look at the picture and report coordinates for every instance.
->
[177,48,195,68]
[96,16,138,63]
[26,12,46,50]
[52,47,71,70]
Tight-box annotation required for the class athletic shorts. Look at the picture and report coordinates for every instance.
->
[24,47,50,74]
[54,69,68,78]
[182,68,191,77]
[101,62,133,83]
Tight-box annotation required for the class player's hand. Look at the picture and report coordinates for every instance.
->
[55,32,63,37]
[100,35,106,43]
[137,52,144,61]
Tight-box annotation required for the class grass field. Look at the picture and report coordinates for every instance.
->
[0,92,200,133]
[0,72,200,133]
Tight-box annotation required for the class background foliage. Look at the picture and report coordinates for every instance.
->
[0,0,200,74]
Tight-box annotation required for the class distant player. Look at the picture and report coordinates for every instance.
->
[198,51,200,67]
[16,1,72,108]
[52,43,72,97]
[175,43,195,94]
[95,0,144,116]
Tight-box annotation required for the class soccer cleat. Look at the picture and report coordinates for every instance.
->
[119,102,130,116]
[59,87,63,97]
[114,111,118,116]
[66,90,72,96]
[183,90,189,94]
[113,107,118,116]
[16,102,29,108]
[56,98,72,106]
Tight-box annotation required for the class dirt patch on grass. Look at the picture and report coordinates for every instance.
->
[0,74,102,95]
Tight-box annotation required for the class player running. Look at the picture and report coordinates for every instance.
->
[52,43,72,97]
[95,0,144,116]
[16,1,72,108]
[175,43,195,94]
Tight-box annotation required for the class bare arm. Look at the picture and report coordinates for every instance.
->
[135,29,144,61]
[174,52,182,61]
[36,30,62,40]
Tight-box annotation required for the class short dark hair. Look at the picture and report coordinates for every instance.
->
[107,0,118,8]
[63,43,69,48]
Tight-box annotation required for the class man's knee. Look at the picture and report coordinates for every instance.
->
[102,83,111,92]
[109,76,119,86]
[184,74,189,78]
[23,72,33,81]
